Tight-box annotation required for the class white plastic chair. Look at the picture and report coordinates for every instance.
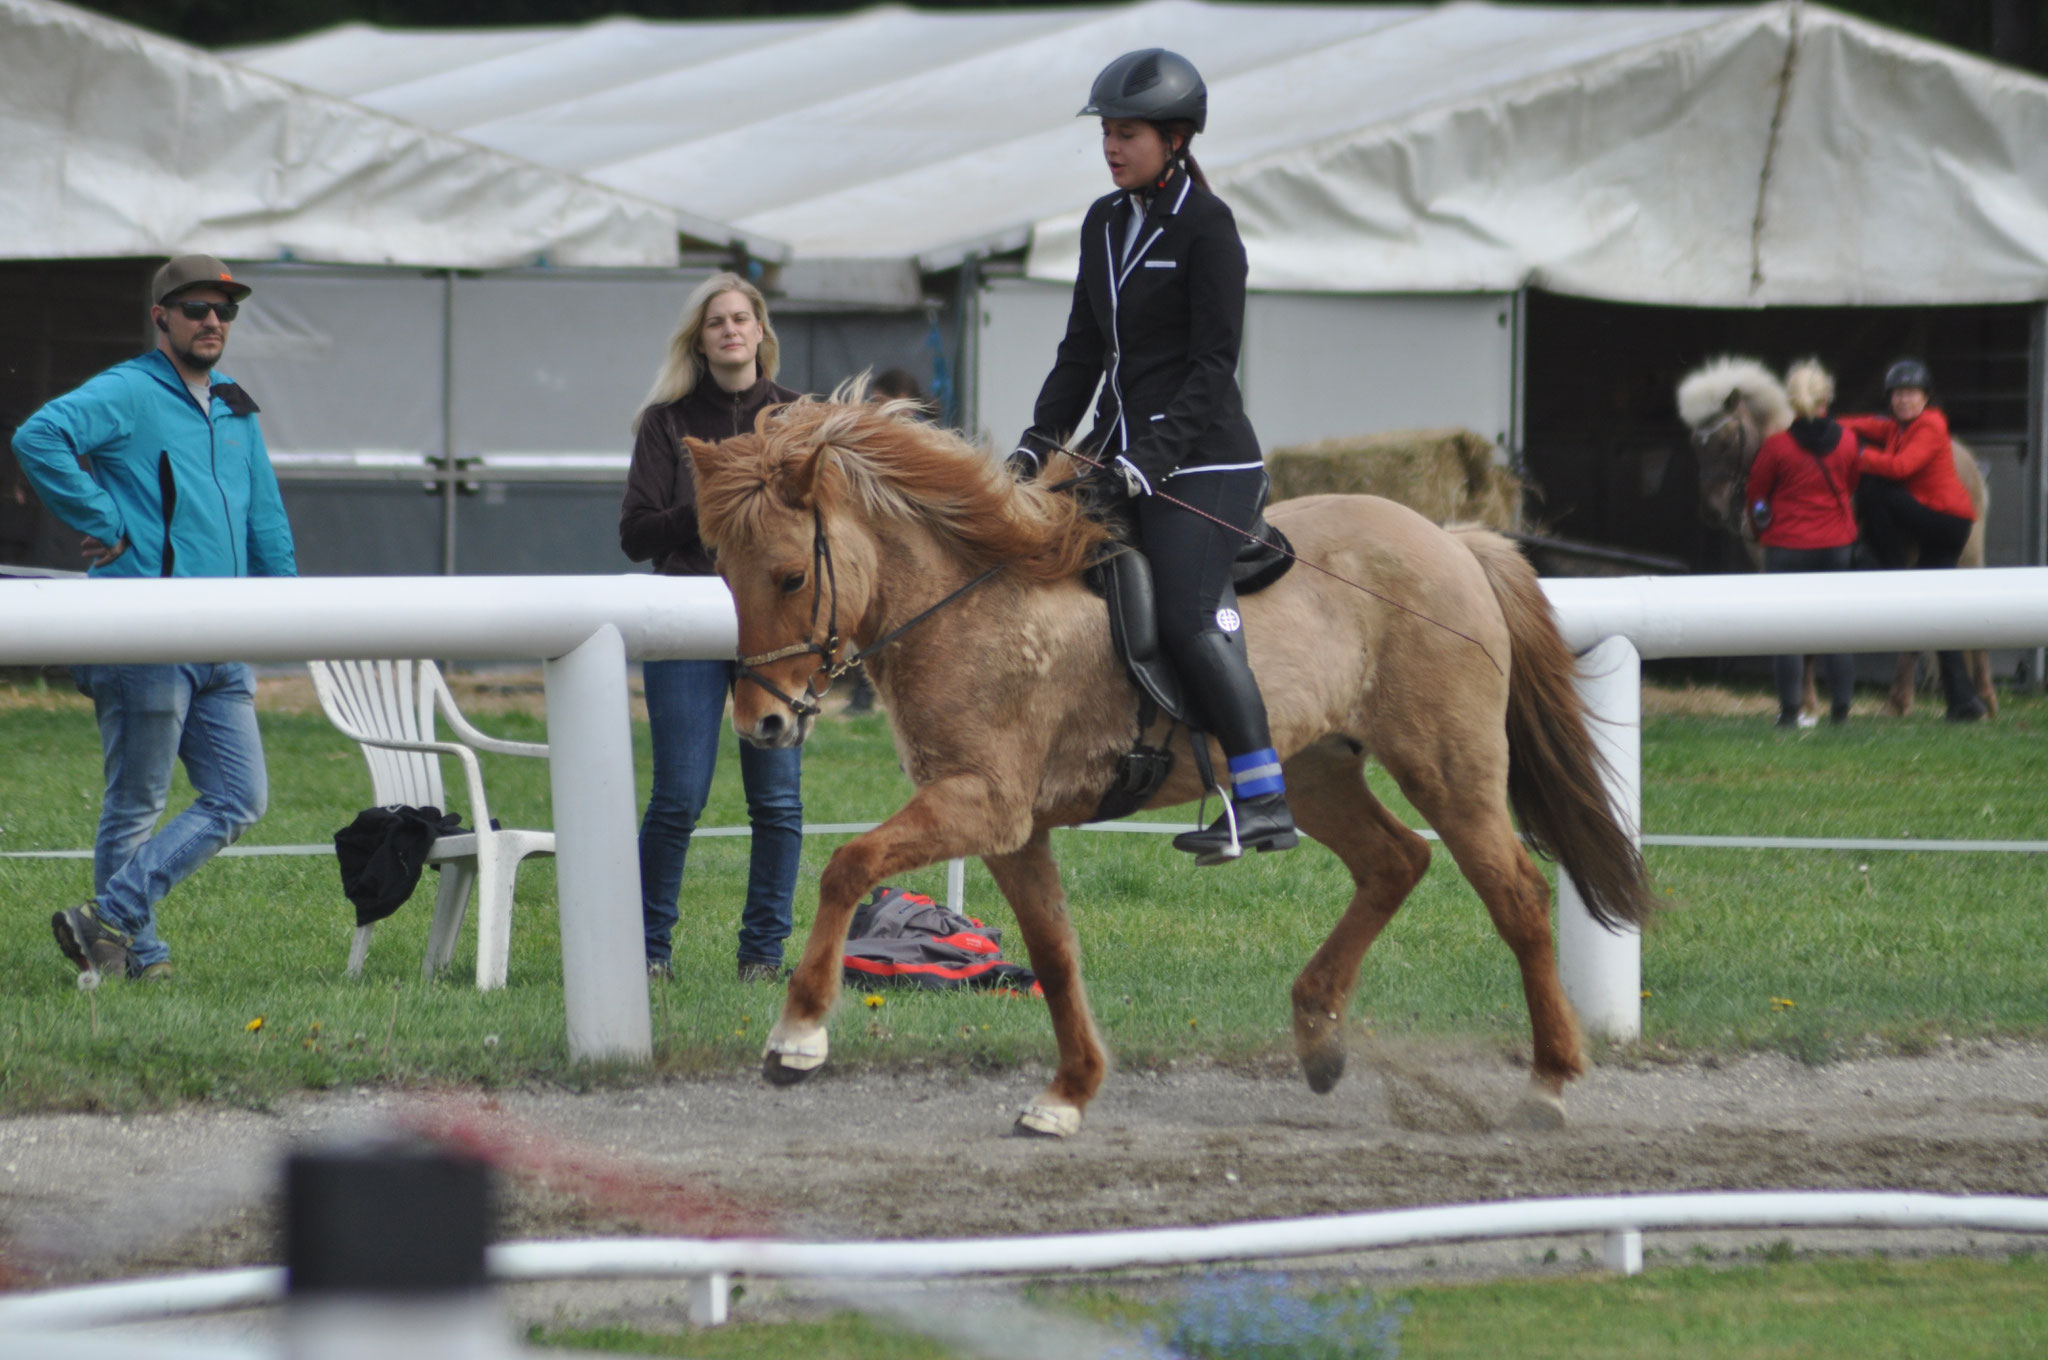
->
[308,659,554,990]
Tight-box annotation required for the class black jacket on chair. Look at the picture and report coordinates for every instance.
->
[1025,166,1262,492]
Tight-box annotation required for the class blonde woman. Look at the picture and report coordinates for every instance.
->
[1744,359,1861,727]
[620,273,802,982]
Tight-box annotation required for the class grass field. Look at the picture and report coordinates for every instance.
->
[1,673,2044,1111]
[532,1254,2048,1358]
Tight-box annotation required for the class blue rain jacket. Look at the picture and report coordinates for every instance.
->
[11,349,296,578]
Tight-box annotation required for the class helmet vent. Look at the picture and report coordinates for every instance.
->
[1123,51,1161,95]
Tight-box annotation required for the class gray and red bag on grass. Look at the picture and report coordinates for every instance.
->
[841,886,1041,995]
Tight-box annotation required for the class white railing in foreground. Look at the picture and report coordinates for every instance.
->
[1,1192,2041,1333]
[6,568,2048,1059]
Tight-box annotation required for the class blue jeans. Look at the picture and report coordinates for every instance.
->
[639,659,803,968]
[70,663,268,967]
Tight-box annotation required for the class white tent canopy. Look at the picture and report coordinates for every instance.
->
[1,0,723,269]
[231,1,2048,306]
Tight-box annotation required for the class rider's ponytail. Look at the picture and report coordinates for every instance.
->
[1154,119,1209,192]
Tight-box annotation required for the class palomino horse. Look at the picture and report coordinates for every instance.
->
[687,395,1651,1138]
[1677,356,1997,718]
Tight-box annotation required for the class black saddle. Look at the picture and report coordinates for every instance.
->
[1082,515,1294,820]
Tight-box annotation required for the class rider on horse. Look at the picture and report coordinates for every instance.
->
[1009,49,1296,865]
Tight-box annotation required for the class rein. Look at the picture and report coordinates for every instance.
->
[735,503,1004,719]
[1060,448,1504,677]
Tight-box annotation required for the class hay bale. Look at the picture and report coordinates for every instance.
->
[1266,427,1520,530]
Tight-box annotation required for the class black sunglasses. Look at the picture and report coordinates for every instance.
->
[171,300,239,322]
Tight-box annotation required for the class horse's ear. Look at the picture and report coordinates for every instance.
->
[680,436,719,475]
[780,442,833,509]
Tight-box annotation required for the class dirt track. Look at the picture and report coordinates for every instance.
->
[4,1037,2044,1303]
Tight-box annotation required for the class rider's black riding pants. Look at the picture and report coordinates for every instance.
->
[1133,465,1274,762]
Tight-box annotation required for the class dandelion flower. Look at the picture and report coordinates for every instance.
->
[863,994,886,1009]
[245,1017,265,1033]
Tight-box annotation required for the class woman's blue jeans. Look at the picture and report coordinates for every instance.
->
[71,662,268,968]
[638,659,803,968]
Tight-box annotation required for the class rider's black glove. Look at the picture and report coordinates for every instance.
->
[1007,429,1061,481]
[1088,456,1148,501]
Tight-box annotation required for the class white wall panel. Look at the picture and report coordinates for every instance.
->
[976,281,1516,459]
[1241,293,1515,452]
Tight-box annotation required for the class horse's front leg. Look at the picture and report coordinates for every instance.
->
[762,774,1020,1085]
[982,829,1103,1138]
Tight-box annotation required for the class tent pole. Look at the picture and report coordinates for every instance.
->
[440,270,458,577]
[2027,303,2047,690]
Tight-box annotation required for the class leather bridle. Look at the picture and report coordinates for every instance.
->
[1692,404,1760,537]
[734,503,1003,720]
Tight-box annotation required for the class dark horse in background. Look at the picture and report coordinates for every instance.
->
[1677,356,1997,719]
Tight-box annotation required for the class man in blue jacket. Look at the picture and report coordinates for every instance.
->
[13,254,297,983]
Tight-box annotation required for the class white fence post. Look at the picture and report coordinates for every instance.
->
[1557,634,1642,1041]
[544,625,653,1062]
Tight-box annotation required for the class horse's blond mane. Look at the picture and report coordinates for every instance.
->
[695,382,1110,581]
[1676,356,1792,435]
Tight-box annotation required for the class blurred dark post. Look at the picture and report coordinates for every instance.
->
[286,1139,504,1360]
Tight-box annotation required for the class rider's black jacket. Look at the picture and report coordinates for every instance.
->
[1023,165,1262,493]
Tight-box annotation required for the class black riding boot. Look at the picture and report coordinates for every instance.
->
[1172,790,1299,865]
[1164,630,1299,865]
[1938,650,1986,722]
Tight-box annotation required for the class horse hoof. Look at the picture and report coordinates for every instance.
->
[1012,1100,1082,1138]
[1508,1089,1567,1131]
[1299,1045,1346,1095]
[762,1053,818,1086]
[761,1021,828,1086]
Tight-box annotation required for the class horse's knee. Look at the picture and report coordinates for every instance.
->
[818,847,877,911]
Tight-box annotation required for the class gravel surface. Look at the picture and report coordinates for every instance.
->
[4,1037,2044,1307]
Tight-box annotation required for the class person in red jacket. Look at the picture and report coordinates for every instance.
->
[1839,358,1985,721]
[1746,359,1861,727]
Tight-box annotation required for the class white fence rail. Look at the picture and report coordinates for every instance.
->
[1,1191,2041,1334]
[0,574,735,1063]
[7,568,2048,1056]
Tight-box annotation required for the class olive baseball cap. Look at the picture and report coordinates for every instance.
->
[152,254,252,306]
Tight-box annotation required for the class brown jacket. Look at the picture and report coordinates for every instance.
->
[620,374,799,576]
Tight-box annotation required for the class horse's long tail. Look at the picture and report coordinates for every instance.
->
[1453,526,1653,932]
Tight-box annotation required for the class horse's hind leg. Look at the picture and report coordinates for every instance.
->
[1285,744,1432,1095]
[1886,652,1920,717]
[983,830,1104,1138]
[1970,650,1999,718]
[1386,751,1583,1130]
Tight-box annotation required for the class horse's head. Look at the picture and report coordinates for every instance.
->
[1688,390,1762,531]
[692,395,1113,745]
[1675,357,1791,536]
[688,413,878,750]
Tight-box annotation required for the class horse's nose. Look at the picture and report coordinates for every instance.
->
[755,710,788,745]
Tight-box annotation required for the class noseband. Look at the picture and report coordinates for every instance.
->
[734,504,1003,720]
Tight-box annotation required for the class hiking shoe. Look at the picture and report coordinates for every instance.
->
[736,960,786,984]
[52,903,133,979]
[130,960,176,983]
[1171,793,1299,866]
[647,959,673,982]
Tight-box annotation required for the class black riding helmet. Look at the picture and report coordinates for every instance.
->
[1884,358,1932,393]
[1079,49,1207,132]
